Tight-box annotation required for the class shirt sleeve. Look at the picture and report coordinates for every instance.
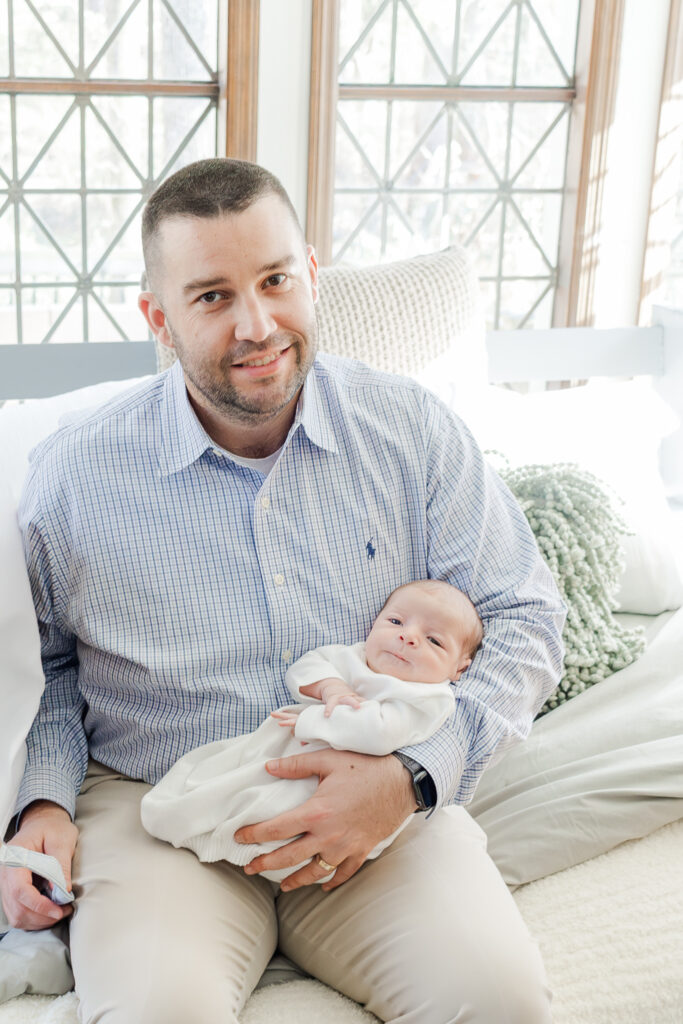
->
[403,392,566,809]
[14,460,89,821]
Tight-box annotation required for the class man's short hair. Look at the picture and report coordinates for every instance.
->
[141,158,302,289]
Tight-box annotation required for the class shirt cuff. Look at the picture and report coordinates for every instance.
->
[397,738,466,811]
[14,767,78,823]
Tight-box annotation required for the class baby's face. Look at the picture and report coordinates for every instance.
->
[365,587,473,684]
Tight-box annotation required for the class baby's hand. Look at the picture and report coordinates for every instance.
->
[270,708,301,735]
[323,691,365,717]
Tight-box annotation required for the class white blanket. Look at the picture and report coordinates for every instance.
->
[468,606,683,885]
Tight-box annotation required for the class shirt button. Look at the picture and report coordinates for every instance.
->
[260,496,270,509]
[282,650,293,663]
[274,573,285,586]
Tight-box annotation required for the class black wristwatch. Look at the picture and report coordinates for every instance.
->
[392,752,436,812]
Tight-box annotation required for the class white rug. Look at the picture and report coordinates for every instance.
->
[1,819,682,1024]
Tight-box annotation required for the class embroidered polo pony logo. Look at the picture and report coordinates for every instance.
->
[366,537,376,560]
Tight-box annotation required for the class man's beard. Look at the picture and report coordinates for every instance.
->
[168,320,318,425]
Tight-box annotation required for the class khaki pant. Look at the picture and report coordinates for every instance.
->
[70,762,551,1024]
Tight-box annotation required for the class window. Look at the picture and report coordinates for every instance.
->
[640,0,683,321]
[0,0,259,346]
[310,0,586,330]
[308,0,644,333]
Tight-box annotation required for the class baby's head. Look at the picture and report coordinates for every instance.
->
[365,580,483,684]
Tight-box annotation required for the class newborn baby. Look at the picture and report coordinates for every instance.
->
[141,579,483,883]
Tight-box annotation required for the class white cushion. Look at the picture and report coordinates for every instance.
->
[0,479,45,839]
[468,605,683,886]
[418,376,683,615]
[0,377,150,835]
[0,377,152,504]
[0,928,73,1002]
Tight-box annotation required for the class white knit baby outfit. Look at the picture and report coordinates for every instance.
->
[141,643,454,882]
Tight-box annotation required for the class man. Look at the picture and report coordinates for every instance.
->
[1,159,565,1023]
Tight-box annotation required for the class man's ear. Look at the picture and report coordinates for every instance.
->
[306,244,319,304]
[138,292,173,350]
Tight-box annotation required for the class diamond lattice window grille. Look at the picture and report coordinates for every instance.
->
[0,0,219,346]
[333,0,581,330]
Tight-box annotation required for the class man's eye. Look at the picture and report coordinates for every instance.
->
[428,637,443,648]
[199,291,222,304]
[265,274,286,287]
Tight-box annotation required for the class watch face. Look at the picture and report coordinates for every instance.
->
[413,769,435,810]
[393,752,434,809]
[413,772,429,809]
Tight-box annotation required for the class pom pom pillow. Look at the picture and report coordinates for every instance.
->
[499,462,645,714]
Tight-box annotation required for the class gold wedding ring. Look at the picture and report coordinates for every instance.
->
[315,854,338,873]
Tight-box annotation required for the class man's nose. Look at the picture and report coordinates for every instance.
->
[233,294,277,343]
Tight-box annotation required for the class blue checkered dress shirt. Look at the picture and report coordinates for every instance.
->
[16,355,565,819]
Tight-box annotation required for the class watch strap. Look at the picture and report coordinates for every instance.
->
[392,751,436,812]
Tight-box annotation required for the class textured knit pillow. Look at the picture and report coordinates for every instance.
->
[315,245,485,382]
[499,462,646,715]
[155,246,487,391]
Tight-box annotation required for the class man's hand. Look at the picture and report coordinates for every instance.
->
[234,749,417,892]
[0,801,78,931]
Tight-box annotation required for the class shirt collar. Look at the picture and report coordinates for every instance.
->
[158,356,338,478]
[292,360,339,455]
[158,360,214,477]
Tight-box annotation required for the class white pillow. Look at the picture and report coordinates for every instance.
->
[0,479,45,839]
[417,374,683,615]
[0,376,152,503]
[0,377,150,836]
[468,604,683,886]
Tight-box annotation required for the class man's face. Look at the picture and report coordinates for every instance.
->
[365,587,473,684]
[140,194,319,429]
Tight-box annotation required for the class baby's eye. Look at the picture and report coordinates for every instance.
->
[388,617,402,625]
[428,636,443,648]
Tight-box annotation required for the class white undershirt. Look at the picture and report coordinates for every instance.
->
[220,444,284,476]
[210,388,303,476]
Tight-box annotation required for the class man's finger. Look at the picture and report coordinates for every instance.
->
[235,806,310,845]
[321,854,366,892]
[244,835,315,876]
[14,903,73,931]
[278,854,339,892]
[17,888,71,922]
[3,870,71,929]
[265,752,326,780]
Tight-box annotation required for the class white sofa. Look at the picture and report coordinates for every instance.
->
[1,247,682,1023]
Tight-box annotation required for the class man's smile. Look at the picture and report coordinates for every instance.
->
[231,345,293,376]
[233,345,290,367]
